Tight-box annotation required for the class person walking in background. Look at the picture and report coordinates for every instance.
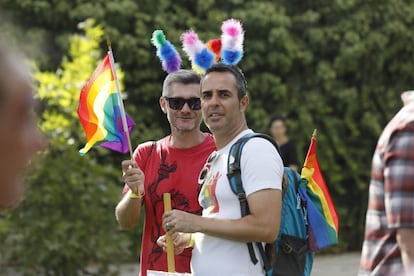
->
[115,70,216,276]
[359,90,414,275]
[268,114,298,171]
[0,42,44,209]
[159,64,283,276]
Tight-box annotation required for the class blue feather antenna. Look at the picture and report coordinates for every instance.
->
[151,30,182,73]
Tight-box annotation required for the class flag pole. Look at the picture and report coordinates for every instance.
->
[106,37,134,160]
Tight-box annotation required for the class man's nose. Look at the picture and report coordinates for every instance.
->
[209,92,221,105]
[181,101,192,111]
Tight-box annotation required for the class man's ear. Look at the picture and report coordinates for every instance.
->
[160,97,167,114]
[240,95,249,112]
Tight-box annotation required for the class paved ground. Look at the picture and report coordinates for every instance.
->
[312,252,360,276]
[116,252,361,276]
[1,252,361,275]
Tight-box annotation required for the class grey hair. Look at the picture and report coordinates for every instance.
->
[162,70,201,97]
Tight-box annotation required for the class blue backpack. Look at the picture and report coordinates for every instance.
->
[227,133,314,276]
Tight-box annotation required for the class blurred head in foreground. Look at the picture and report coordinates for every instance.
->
[0,42,44,209]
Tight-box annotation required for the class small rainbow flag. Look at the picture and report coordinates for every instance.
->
[77,54,135,155]
[299,130,338,251]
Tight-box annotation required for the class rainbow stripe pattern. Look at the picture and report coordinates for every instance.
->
[77,54,135,155]
[299,134,339,251]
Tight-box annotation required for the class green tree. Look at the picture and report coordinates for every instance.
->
[0,20,132,275]
[243,0,414,250]
[2,0,414,256]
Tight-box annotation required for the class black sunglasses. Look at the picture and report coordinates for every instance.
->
[198,151,219,185]
[164,97,201,110]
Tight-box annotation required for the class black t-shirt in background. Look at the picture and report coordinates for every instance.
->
[279,140,298,167]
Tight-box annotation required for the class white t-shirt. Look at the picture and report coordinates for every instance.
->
[192,129,283,276]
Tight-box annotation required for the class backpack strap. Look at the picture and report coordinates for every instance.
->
[227,134,252,216]
[227,133,257,264]
[284,166,300,192]
[227,133,280,273]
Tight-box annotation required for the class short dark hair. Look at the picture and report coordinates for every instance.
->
[162,69,201,97]
[203,63,247,100]
[268,114,286,129]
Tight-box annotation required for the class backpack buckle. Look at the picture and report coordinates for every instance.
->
[237,192,247,202]
[282,243,293,254]
[229,164,240,174]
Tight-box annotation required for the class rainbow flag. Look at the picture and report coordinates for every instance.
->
[77,54,135,155]
[299,131,338,251]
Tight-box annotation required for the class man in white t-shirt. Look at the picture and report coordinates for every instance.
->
[159,63,283,276]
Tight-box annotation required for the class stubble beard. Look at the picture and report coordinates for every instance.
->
[173,117,201,133]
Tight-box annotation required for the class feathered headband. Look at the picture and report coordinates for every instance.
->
[151,18,244,75]
[219,18,244,65]
[151,30,182,73]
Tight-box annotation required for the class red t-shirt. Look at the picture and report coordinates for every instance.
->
[123,134,216,276]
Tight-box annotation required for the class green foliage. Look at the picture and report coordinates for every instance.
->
[0,20,131,275]
[2,0,414,261]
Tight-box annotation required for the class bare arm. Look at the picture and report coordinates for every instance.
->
[288,164,299,172]
[397,228,414,272]
[163,188,282,243]
[115,160,145,230]
[115,190,143,230]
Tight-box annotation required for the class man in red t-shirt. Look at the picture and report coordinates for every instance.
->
[115,70,216,276]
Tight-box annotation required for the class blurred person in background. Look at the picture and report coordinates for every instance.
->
[0,42,44,209]
[268,114,298,171]
[359,90,414,275]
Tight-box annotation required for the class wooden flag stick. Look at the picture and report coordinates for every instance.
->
[163,193,175,272]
